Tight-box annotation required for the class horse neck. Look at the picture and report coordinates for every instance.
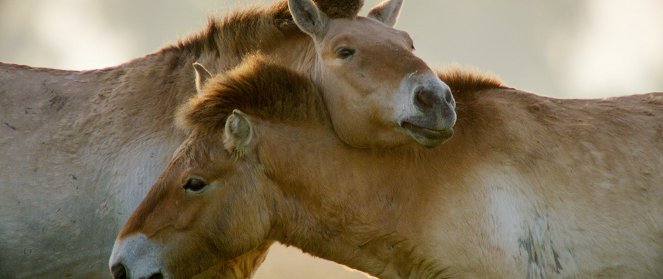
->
[255,117,495,278]
[251,85,545,277]
[0,48,202,152]
[86,50,198,140]
[262,35,318,77]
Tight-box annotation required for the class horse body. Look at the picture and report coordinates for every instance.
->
[256,89,663,278]
[0,53,194,277]
[112,56,663,278]
[0,7,286,275]
[2,0,447,277]
[406,91,663,277]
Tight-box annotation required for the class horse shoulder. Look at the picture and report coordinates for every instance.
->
[421,89,663,277]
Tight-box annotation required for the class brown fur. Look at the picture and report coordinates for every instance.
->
[119,56,663,278]
[437,66,507,94]
[112,0,451,276]
[166,0,363,59]
[165,0,451,148]
[177,55,328,132]
[2,0,368,277]
[178,57,507,133]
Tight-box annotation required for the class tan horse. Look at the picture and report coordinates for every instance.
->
[1,0,451,277]
[112,56,663,278]
[286,0,455,148]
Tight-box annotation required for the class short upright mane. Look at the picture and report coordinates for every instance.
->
[437,66,507,94]
[178,61,510,133]
[177,56,327,132]
[165,0,364,58]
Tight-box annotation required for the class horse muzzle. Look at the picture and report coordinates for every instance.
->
[109,234,169,279]
[402,89,456,147]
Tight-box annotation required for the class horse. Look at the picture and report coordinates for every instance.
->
[1,0,451,277]
[111,55,663,278]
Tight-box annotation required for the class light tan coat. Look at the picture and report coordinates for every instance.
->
[114,57,663,278]
[0,0,368,277]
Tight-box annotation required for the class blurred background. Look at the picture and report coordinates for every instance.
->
[1,0,661,278]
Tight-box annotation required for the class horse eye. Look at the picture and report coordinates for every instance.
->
[335,47,356,60]
[183,177,208,192]
[411,44,416,51]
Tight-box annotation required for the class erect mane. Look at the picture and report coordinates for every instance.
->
[436,66,507,94]
[177,55,327,132]
[164,0,364,58]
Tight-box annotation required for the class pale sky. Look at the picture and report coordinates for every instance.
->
[1,0,661,98]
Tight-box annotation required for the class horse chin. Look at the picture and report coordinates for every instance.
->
[400,122,454,148]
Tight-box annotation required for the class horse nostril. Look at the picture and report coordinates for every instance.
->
[148,272,164,279]
[414,88,442,109]
[111,263,127,279]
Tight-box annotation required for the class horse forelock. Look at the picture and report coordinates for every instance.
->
[176,55,327,133]
[314,0,364,18]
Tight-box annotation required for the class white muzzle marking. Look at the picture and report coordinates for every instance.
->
[109,233,169,279]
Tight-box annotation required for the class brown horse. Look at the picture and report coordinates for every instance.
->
[112,56,663,278]
[285,0,455,148]
[1,0,449,277]
[187,0,455,148]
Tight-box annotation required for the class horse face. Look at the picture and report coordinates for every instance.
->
[109,132,272,279]
[290,0,456,148]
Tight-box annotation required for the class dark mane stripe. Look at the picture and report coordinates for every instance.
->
[164,0,365,58]
[178,55,327,132]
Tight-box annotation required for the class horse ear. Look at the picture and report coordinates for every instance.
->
[224,110,254,156]
[193,62,213,95]
[289,0,329,41]
[367,0,403,27]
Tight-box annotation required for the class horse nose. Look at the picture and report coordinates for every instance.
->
[111,263,127,279]
[111,262,164,279]
[110,234,167,279]
[414,84,454,111]
[414,87,442,109]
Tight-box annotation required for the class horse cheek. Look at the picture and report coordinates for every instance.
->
[174,199,205,231]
